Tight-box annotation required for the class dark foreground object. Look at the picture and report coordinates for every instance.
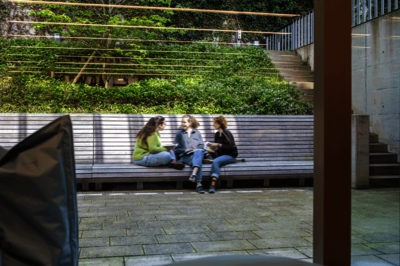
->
[170,255,321,265]
[0,115,79,266]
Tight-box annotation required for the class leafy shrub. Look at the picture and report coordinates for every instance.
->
[0,74,312,115]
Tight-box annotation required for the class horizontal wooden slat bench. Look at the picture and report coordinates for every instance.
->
[0,114,314,190]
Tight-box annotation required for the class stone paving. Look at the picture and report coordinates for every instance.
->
[77,188,399,266]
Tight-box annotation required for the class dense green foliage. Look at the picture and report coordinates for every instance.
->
[1,38,313,115]
[0,75,312,115]
[3,38,279,79]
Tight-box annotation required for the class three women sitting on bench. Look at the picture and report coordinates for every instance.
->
[133,115,238,194]
[132,116,185,170]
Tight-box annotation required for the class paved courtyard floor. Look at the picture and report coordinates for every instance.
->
[77,187,399,266]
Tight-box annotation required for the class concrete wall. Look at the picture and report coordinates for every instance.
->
[352,10,400,161]
[295,11,399,161]
[296,44,315,71]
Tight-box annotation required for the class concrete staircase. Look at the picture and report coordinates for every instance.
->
[265,50,314,104]
[369,133,400,180]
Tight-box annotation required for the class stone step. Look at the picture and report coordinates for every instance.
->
[300,95,314,103]
[285,77,314,82]
[269,56,302,63]
[290,82,314,89]
[275,65,312,71]
[279,69,312,76]
[265,50,297,56]
[280,72,312,78]
[369,164,400,176]
[369,133,379,143]
[369,175,400,179]
[369,143,388,153]
[295,88,314,95]
[370,153,399,164]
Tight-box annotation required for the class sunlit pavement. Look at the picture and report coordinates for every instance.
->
[76,187,399,266]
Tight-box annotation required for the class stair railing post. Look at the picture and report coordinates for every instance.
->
[309,13,312,44]
[388,0,391,12]
[297,19,299,49]
[312,11,314,43]
[363,0,366,22]
[293,21,296,50]
[395,0,398,10]
[382,0,384,15]
[357,0,361,24]
[369,0,372,19]
[375,0,378,17]
[352,0,355,26]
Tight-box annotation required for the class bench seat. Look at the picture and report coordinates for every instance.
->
[0,114,314,190]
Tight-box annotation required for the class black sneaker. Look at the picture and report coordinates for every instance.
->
[188,174,196,183]
[208,185,216,194]
[196,185,205,194]
[202,159,214,164]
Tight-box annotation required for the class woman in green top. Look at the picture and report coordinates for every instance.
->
[132,116,184,170]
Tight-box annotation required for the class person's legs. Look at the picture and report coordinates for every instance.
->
[169,150,177,161]
[210,155,236,179]
[132,155,148,166]
[145,151,173,167]
[191,150,203,182]
[209,155,236,193]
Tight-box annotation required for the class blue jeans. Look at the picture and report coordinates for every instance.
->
[133,150,176,167]
[211,155,236,179]
[180,149,205,182]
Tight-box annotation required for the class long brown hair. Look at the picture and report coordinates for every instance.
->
[182,114,200,129]
[136,116,165,145]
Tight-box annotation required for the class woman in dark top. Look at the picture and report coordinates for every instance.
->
[206,115,238,193]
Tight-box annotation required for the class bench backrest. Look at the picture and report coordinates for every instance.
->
[0,114,314,164]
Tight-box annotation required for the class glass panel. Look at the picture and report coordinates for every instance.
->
[351,5,400,265]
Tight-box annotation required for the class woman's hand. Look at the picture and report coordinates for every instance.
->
[166,146,175,151]
[206,148,215,153]
[210,143,220,149]
[185,149,192,152]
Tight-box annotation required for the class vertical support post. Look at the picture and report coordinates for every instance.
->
[293,21,296,50]
[351,115,370,189]
[375,0,378,17]
[388,0,391,12]
[300,16,302,47]
[352,0,355,26]
[395,0,398,10]
[312,11,314,43]
[283,28,285,51]
[308,13,311,44]
[382,0,384,15]
[297,19,299,49]
[369,0,372,19]
[314,0,351,264]
[357,0,361,24]
[363,0,366,22]
[285,28,287,50]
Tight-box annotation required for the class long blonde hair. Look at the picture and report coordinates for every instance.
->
[182,114,200,129]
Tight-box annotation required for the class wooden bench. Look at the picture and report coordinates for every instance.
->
[0,114,314,190]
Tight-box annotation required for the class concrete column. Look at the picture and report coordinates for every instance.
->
[352,115,370,188]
